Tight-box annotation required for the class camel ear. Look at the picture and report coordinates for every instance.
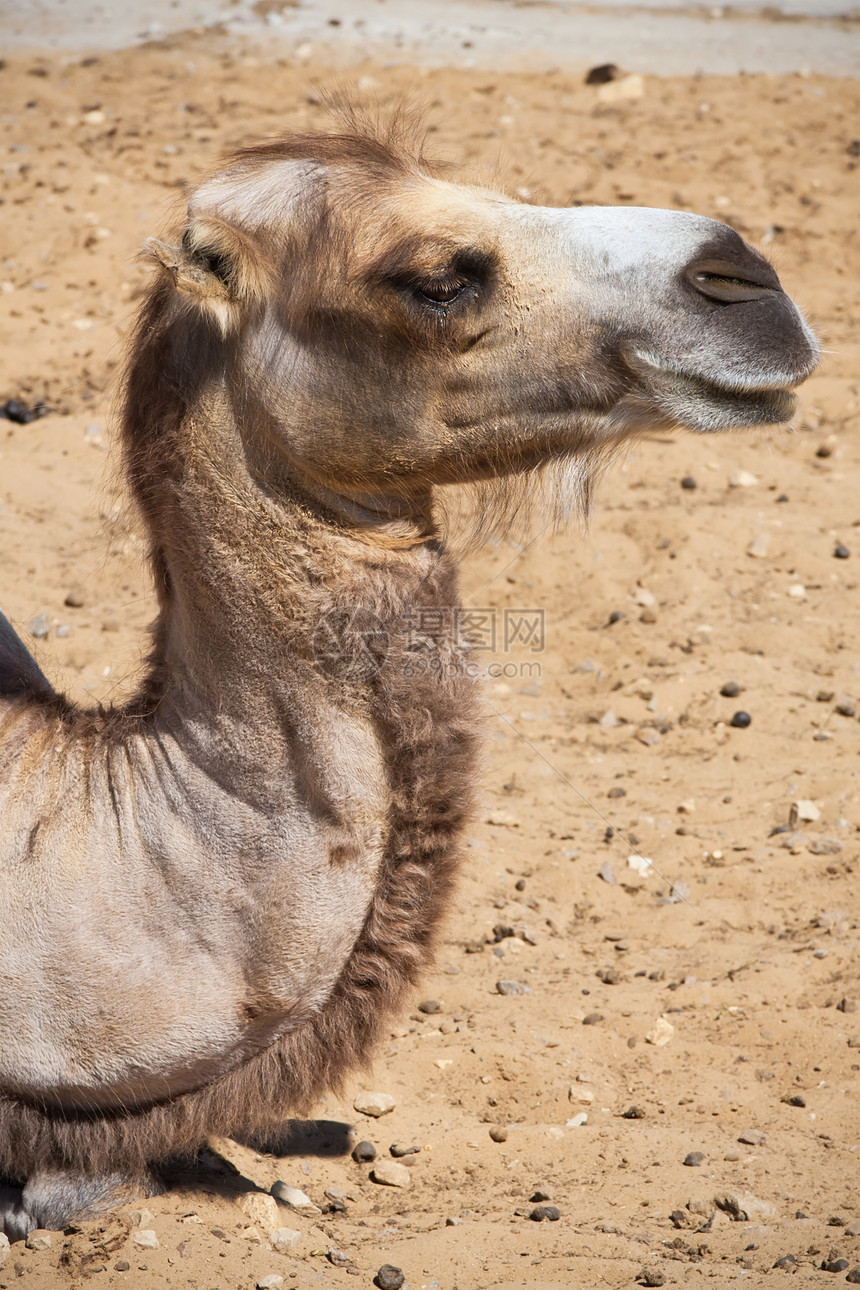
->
[145,216,266,336]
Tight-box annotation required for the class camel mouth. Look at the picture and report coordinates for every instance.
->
[625,348,800,431]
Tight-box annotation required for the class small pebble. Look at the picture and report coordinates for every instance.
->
[582,1013,604,1026]
[835,544,850,559]
[836,700,856,718]
[489,1125,508,1143]
[845,1219,860,1236]
[256,1277,284,1290]
[530,1186,554,1202]
[639,1270,666,1287]
[64,588,85,608]
[680,476,697,490]
[738,1130,766,1146]
[846,1271,860,1285]
[607,786,626,799]
[370,1160,411,1188]
[683,1151,706,1167]
[597,861,617,884]
[25,1231,52,1251]
[326,1249,353,1268]
[374,1266,405,1290]
[270,1182,319,1213]
[529,1205,560,1222]
[351,1140,376,1163]
[114,1262,131,1273]
[823,1258,849,1272]
[636,727,662,747]
[783,1093,806,1107]
[417,999,442,1014]
[353,1091,396,1117]
[270,1228,302,1253]
[28,612,50,639]
[389,1143,420,1157]
[773,1254,797,1269]
[838,998,859,1013]
[132,1230,159,1250]
[622,1105,647,1119]
[720,680,741,697]
[730,710,752,728]
[496,979,530,996]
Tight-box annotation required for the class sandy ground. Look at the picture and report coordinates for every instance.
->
[1,28,860,1290]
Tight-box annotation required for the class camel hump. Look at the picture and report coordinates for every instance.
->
[0,609,55,699]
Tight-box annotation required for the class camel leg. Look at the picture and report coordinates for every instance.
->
[0,1169,163,1239]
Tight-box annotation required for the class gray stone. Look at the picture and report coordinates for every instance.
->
[496,979,530,996]
[28,613,49,639]
[374,1266,405,1290]
[389,1142,420,1158]
[529,1204,560,1222]
[737,1130,766,1146]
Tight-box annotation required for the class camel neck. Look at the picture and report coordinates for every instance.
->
[138,410,456,740]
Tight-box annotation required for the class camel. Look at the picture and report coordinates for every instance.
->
[0,124,818,1237]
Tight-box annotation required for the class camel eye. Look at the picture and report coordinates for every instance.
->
[415,280,468,306]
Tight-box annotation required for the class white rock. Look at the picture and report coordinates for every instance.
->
[597,73,644,102]
[569,1085,595,1105]
[132,1229,160,1249]
[729,469,758,487]
[627,854,653,876]
[353,1091,396,1117]
[677,799,696,814]
[634,586,656,607]
[270,1227,303,1253]
[0,1232,8,1267]
[129,1208,154,1228]
[25,1231,52,1251]
[270,1181,320,1214]
[791,799,820,823]
[370,1160,412,1188]
[485,811,520,828]
[788,583,806,598]
[239,1193,281,1230]
[645,1015,675,1047]
[566,1112,589,1128]
[257,1276,285,1290]
[747,533,770,558]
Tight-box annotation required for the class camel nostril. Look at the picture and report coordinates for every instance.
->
[685,256,782,304]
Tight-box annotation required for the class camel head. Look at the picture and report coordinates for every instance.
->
[146,130,818,522]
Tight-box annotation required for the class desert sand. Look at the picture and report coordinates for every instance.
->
[0,18,859,1290]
